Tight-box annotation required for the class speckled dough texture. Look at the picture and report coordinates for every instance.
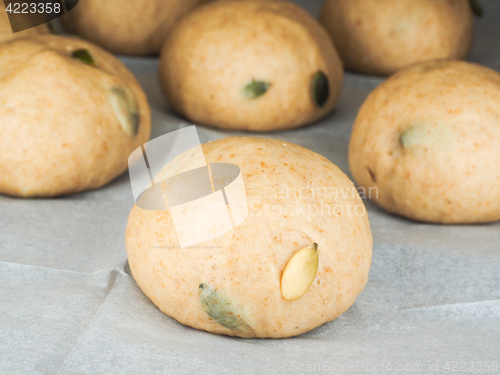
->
[0,1,49,44]
[349,60,500,224]
[0,35,151,197]
[61,0,207,55]
[126,137,372,338]
[320,0,474,76]
[159,0,343,131]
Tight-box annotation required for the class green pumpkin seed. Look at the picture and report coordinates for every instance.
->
[312,71,329,108]
[199,283,251,331]
[400,123,455,150]
[71,49,96,66]
[243,80,271,99]
[109,87,140,136]
[469,0,483,17]
[399,127,416,148]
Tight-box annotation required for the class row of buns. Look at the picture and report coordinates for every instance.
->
[0,0,497,339]
[0,0,497,224]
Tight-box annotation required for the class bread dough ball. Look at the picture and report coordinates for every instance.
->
[126,137,372,338]
[159,0,343,131]
[320,0,474,76]
[61,0,207,55]
[0,1,49,44]
[0,35,151,197]
[349,60,500,224]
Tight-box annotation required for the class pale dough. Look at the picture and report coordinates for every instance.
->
[126,137,372,338]
[0,35,151,197]
[349,60,500,223]
[159,0,343,131]
[320,0,474,76]
[61,0,207,55]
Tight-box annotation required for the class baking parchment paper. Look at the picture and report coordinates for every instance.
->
[1,1,499,374]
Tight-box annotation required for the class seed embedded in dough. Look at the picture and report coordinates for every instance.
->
[109,87,140,135]
[469,0,483,17]
[71,49,96,66]
[243,80,271,99]
[281,243,319,301]
[399,127,416,148]
[312,71,329,107]
[199,283,251,331]
[399,122,453,151]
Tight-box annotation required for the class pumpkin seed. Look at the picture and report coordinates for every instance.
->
[312,71,329,107]
[71,49,96,66]
[243,80,271,99]
[469,0,483,17]
[400,123,454,150]
[281,243,319,301]
[399,127,416,148]
[109,87,140,136]
[199,283,251,331]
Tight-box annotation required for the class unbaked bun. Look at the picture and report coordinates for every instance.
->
[320,0,474,76]
[61,0,207,55]
[126,137,372,338]
[349,60,500,223]
[0,35,151,197]
[159,0,343,131]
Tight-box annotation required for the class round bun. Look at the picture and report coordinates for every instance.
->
[349,60,500,223]
[320,0,474,76]
[0,35,151,197]
[159,0,343,131]
[0,1,49,44]
[61,0,207,55]
[126,137,372,338]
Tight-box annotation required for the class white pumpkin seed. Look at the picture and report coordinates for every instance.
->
[281,243,319,301]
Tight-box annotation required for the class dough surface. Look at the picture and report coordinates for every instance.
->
[349,60,500,223]
[320,0,474,76]
[159,0,343,131]
[126,137,372,338]
[0,35,151,197]
[61,0,207,55]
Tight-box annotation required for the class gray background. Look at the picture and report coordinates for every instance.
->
[1,0,499,374]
